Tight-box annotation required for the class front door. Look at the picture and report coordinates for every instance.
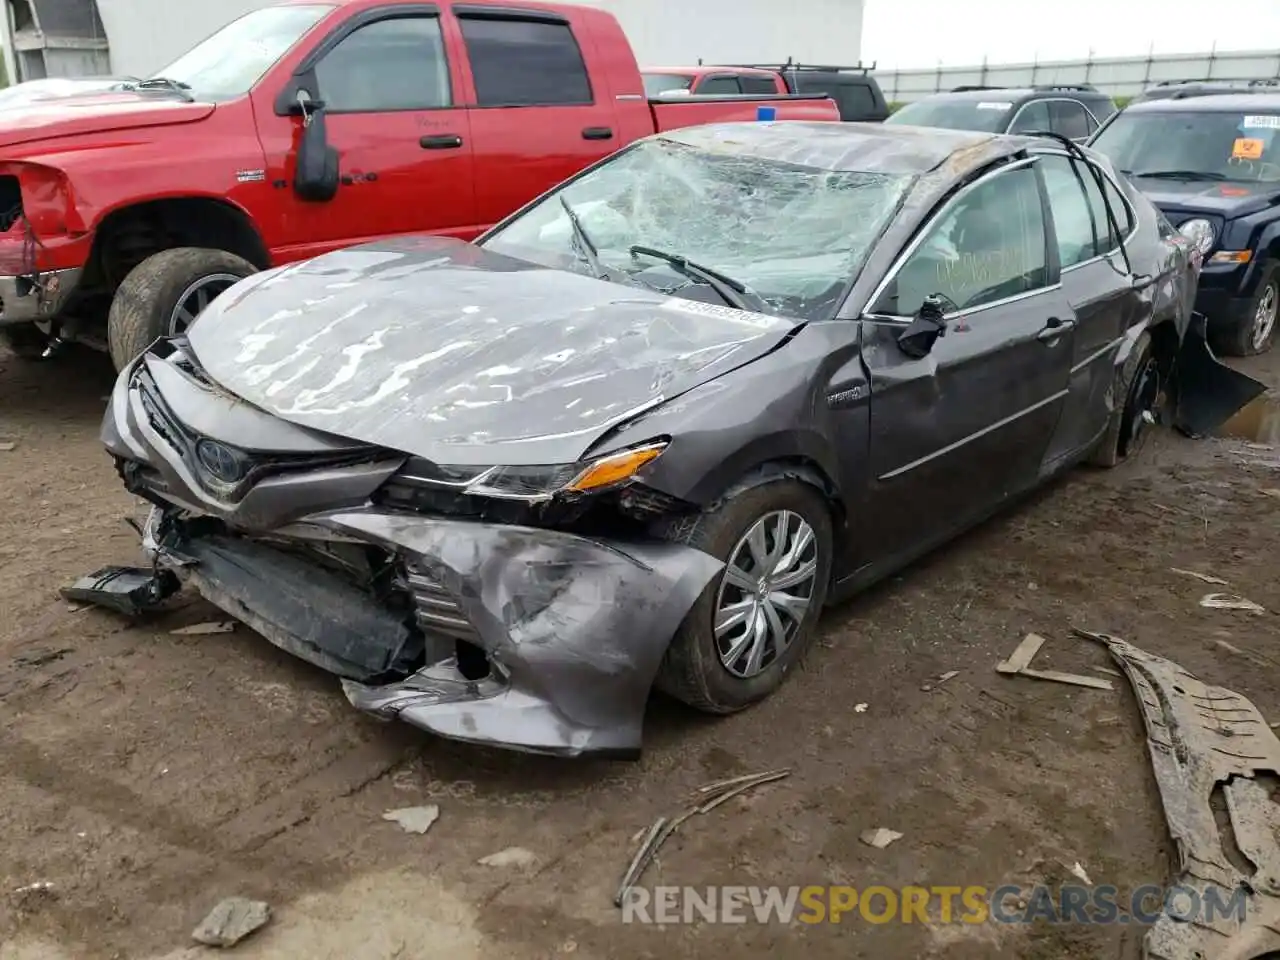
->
[858,161,1076,565]
[253,9,477,263]
[1036,152,1138,465]
[452,8,620,230]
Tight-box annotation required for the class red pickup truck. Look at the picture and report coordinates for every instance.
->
[0,0,838,370]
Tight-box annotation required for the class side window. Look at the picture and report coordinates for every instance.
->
[1038,154,1100,267]
[315,16,451,112]
[1048,100,1092,140]
[873,165,1049,316]
[739,75,777,95]
[834,81,876,119]
[697,76,743,95]
[459,15,592,107]
[1097,174,1135,250]
[1008,100,1050,134]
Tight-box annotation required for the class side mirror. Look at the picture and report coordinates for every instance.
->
[293,91,339,203]
[897,294,950,359]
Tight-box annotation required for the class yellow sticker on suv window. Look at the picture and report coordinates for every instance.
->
[1233,137,1265,160]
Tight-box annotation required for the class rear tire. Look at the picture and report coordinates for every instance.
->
[107,247,256,371]
[654,479,833,714]
[1090,331,1156,468]
[0,323,49,361]
[1209,267,1278,358]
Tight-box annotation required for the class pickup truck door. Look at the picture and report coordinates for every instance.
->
[252,7,478,262]
[450,5,621,229]
[856,160,1075,564]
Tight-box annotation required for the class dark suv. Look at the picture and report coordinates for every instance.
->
[1089,93,1280,355]
[885,85,1117,141]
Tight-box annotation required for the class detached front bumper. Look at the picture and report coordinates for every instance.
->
[0,266,81,326]
[143,508,721,758]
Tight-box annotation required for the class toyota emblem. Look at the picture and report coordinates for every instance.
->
[195,439,247,483]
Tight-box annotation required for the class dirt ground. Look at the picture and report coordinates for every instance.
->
[2,343,1280,960]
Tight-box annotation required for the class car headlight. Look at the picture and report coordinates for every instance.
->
[393,441,668,502]
[1178,218,1216,256]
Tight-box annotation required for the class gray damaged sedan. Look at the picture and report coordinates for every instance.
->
[102,121,1252,757]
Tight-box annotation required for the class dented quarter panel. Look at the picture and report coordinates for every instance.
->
[186,236,797,467]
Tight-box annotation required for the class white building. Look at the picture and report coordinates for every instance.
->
[1,0,864,83]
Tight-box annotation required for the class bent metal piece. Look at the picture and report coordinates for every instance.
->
[1076,630,1280,960]
[1173,312,1267,437]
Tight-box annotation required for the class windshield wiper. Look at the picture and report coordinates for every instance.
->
[559,196,607,279]
[134,77,194,102]
[1130,169,1227,182]
[629,244,754,311]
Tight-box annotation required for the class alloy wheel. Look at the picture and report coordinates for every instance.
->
[1252,282,1278,352]
[714,510,819,679]
[168,273,241,336]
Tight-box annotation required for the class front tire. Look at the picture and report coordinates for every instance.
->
[107,247,256,371]
[1210,267,1278,358]
[655,479,833,714]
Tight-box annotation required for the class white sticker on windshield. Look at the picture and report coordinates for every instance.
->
[1242,115,1280,129]
[659,298,787,330]
[977,101,1013,110]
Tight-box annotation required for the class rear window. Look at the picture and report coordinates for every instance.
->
[788,74,880,119]
[643,72,693,97]
[459,15,592,106]
[887,96,1012,132]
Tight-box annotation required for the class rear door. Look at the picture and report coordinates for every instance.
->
[453,5,619,229]
[254,6,477,261]
[858,160,1075,560]
[1037,152,1139,466]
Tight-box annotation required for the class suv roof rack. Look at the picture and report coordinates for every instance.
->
[951,84,1003,92]
[1031,83,1099,92]
[1152,77,1280,88]
[719,57,877,76]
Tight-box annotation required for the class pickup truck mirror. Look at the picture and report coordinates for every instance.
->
[294,96,340,203]
[897,294,950,359]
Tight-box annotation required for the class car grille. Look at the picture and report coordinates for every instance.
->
[398,561,478,644]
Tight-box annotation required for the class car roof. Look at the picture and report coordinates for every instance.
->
[913,88,1104,106]
[1124,93,1280,113]
[657,121,1037,176]
[644,66,779,78]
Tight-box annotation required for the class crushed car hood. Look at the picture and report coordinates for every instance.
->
[0,92,212,149]
[1135,177,1280,219]
[187,236,797,466]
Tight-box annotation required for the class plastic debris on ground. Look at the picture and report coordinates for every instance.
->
[859,828,903,849]
[382,805,440,835]
[1199,593,1266,614]
[191,897,271,948]
[995,634,1114,690]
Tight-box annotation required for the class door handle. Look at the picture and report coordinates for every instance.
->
[420,134,463,149]
[1037,317,1076,342]
[582,126,614,141]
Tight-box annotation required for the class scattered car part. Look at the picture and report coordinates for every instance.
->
[169,621,237,635]
[1171,567,1229,585]
[191,897,271,948]
[1075,629,1280,960]
[382,806,440,835]
[1199,593,1267,614]
[59,565,179,617]
[860,828,903,849]
[614,769,791,907]
[1171,315,1268,436]
[996,634,1114,690]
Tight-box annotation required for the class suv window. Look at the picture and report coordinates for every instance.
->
[315,16,451,112]
[875,165,1049,315]
[1048,100,1092,140]
[459,15,592,107]
[739,75,777,95]
[1008,100,1051,134]
[697,76,742,95]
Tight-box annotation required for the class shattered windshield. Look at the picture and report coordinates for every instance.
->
[481,138,912,322]
[148,4,332,102]
[643,73,694,96]
[886,98,1013,133]
[1091,110,1280,183]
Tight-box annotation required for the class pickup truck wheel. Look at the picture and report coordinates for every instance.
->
[1211,266,1279,357]
[654,480,832,714]
[1089,331,1156,468]
[108,247,256,371]
[0,323,51,361]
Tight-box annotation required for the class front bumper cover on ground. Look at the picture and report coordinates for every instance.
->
[143,508,722,758]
